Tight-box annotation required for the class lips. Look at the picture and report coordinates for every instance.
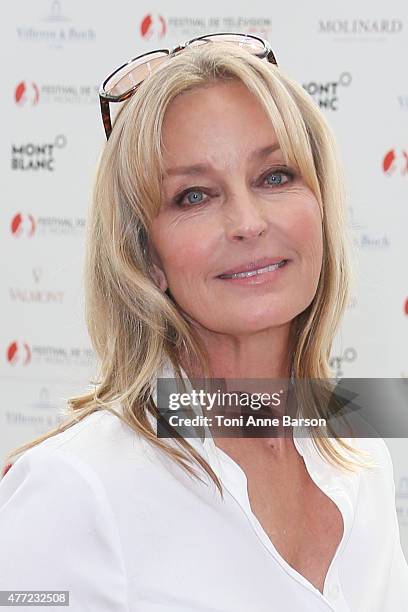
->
[217,256,289,278]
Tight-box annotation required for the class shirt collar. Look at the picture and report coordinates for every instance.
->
[150,357,359,523]
[150,356,311,473]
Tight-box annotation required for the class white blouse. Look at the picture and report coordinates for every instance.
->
[0,361,407,611]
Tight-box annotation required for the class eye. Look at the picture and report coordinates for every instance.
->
[172,187,211,207]
[262,168,294,187]
[171,167,295,208]
[184,190,205,205]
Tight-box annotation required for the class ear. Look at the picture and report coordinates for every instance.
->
[147,241,168,293]
[152,263,168,293]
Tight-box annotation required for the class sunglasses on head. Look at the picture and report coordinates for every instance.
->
[99,32,278,140]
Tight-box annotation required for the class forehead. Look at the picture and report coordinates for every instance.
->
[161,80,284,169]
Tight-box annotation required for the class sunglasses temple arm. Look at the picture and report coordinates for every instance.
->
[266,49,278,66]
[100,96,113,140]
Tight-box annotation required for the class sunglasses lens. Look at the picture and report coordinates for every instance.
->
[104,51,168,98]
[189,34,265,54]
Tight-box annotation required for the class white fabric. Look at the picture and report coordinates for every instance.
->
[0,360,407,611]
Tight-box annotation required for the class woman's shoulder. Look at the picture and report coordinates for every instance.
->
[1,408,154,500]
[350,436,394,471]
[0,410,130,609]
[32,406,146,456]
[349,437,398,505]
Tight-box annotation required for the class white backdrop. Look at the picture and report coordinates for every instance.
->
[2,0,408,555]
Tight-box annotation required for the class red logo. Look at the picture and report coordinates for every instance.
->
[1,463,13,478]
[10,213,36,237]
[382,149,408,175]
[140,14,167,39]
[6,341,32,366]
[404,298,408,316]
[15,81,40,106]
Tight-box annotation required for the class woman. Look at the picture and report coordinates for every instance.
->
[1,33,407,611]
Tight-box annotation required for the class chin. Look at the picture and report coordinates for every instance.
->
[203,312,293,335]
[238,304,299,329]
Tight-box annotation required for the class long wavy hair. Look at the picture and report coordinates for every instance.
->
[4,41,376,494]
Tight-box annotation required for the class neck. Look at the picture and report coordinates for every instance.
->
[180,321,294,381]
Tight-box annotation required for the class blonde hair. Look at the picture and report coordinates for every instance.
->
[4,42,376,494]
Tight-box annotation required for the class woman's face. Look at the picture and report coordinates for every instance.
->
[149,79,323,335]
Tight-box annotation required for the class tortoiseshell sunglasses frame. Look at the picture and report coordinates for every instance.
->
[99,32,278,139]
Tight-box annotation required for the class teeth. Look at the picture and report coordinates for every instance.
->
[220,260,286,279]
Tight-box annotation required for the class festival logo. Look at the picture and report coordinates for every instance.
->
[6,341,32,366]
[140,14,167,39]
[10,213,36,237]
[1,464,13,478]
[5,341,95,368]
[382,149,408,176]
[15,81,40,106]
[138,13,273,41]
[15,80,98,106]
[10,212,85,237]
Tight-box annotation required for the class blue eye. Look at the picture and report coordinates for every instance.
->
[173,187,209,207]
[172,167,295,208]
[186,190,204,205]
[264,171,291,186]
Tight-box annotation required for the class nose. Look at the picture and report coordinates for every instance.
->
[224,191,268,242]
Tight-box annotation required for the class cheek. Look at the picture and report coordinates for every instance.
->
[152,215,218,280]
[287,199,323,264]
[170,241,209,274]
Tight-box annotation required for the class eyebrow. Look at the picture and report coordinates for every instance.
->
[163,143,282,179]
